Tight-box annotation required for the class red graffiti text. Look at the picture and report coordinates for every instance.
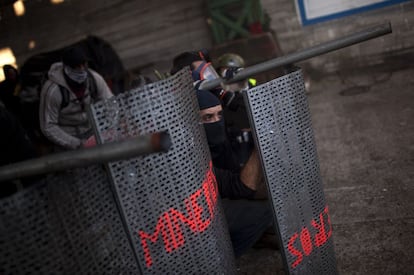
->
[138,162,218,268]
[287,205,333,268]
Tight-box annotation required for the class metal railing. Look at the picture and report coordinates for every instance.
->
[0,132,171,182]
[200,22,392,90]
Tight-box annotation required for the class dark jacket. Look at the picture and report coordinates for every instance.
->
[0,104,37,197]
[214,167,255,199]
[211,139,255,199]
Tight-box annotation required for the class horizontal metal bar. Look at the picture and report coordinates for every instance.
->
[200,22,392,90]
[0,132,171,182]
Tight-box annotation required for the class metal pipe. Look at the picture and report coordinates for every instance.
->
[0,131,171,182]
[200,22,392,90]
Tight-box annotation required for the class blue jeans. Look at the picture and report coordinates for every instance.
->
[221,199,273,257]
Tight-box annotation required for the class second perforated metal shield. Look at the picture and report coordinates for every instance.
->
[0,166,140,274]
[244,68,337,274]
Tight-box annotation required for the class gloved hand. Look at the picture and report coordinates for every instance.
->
[220,90,236,107]
[196,78,237,107]
[82,135,97,148]
[222,67,243,80]
[227,127,254,168]
[208,87,236,108]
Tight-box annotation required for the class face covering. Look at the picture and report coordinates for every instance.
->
[204,119,226,160]
[204,119,226,147]
[64,65,88,84]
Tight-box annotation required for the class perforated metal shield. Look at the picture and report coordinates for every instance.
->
[244,68,337,274]
[0,166,140,274]
[89,68,236,274]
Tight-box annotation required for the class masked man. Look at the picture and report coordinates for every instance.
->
[170,51,276,256]
[196,89,274,257]
[39,46,113,150]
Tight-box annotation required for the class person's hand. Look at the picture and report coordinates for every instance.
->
[83,135,97,148]
[222,67,243,80]
[240,148,263,191]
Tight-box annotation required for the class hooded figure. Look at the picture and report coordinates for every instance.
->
[39,46,113,150]
[0,65,20,118]
[196,89,243,172]
[194,91,274,258]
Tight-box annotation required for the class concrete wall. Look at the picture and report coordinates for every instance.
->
[261,0,414,73]
[0,0,413,80]
[0,0,213,77]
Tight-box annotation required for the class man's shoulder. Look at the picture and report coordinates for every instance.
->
[43,64,64,90]
[87,68,104,81]
[42,80,60,93]
[40,80,64,105]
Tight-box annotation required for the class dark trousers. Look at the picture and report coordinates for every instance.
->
[222,199,273,257]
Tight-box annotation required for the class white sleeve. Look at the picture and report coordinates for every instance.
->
[39,81,82,149]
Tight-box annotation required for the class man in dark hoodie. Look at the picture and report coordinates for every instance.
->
[39,46,113,150]
[196,89,274,257]
[172,51,278,256]
[0,65,21,119]
[0,102,38,198]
